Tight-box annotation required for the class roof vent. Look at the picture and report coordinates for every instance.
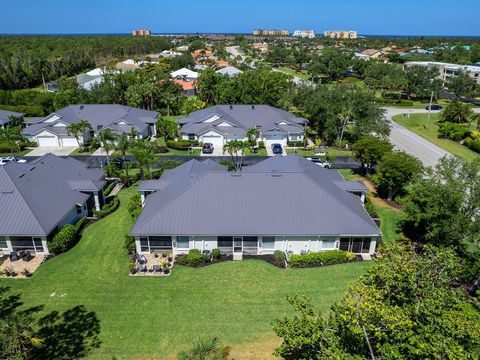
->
[251,105,255,110]
[271,174,283,178]
[229,105,233,111]
[80,105,84,110]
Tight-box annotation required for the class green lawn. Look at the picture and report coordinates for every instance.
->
[245,147,268,156]
[273,67,310,81]
[0,148,31,157]
[393,113,480,161]
[1,187,370,359]
[286,147,352,158]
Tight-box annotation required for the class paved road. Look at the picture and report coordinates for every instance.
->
[385,107,480,168]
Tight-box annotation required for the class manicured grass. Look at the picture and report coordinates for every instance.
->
[1,187,370,359]
[286,147,352,158]
[245,147,268,156]
[393,113,480,161]
[158,148,201,156]
[70,148,93,156]
[0,149,31,157]
[273,67,311,81]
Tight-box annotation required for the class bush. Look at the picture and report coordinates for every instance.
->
[211,248,221,260]
[103,182,116,197]
[365,200,379,218]
[273,250,286,268]
[166,140,198,150]
[289,250,356,268]
[127,193,142,219]
[287,140,304,147]
[124,235,136,253]
[219,160,234,171]
[152,140,169,154]
[258,141,265,149]
[49,216,87,253]
[465,137,480,153]
[96,197,119,218]
[438,122,471,141]
[175,249,208,267]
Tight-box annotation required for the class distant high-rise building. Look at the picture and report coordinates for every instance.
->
[253,29,290,36]
[323,30,357,39]
[293,30,316,38]
[132,29,151,37]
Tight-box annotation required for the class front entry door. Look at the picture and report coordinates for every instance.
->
[233,237,242,253]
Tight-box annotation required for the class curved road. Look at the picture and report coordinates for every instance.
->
[385,107,480,168]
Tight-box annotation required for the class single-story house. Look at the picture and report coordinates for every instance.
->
[0,110,24,128]
[174,79,198,96]
[216,66,243,77]
[177,105,308,147]
[0,154,107,255]
[131,155,380,257]
[23,104,158,147]
[76,73,103,90]
[170,68,199,81]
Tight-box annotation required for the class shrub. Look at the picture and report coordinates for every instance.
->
[166,140,198,150]
[127,193,142,219]
[103,182,116,197]
[365,200,379,218]
[175,249,208,267]
[258,141,265,149]
[49,216,87,253]
[219,160,234,171]
[124,235,136,253]
[273,250,286,268]
[211,248,221,260]
[438,122,471,141]
[96,197,119,218]
[287,140,304,147]
[464,137,480,153]
[289,250,356,268]
[152,141,169,154]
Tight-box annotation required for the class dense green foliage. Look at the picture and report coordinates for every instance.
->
[175,249,209,267]
[127,193,142,219]
[49,216,87,254]
[274,243,480,359]
[289,250,356,268]
[352,136,393,174]
[441,100,474,123]
[95,197,120,219]
[0,35,172,89]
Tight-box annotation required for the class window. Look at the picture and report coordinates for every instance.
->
[176,236,189,249]
[290,135,298,141]
[76,204,83,214]
[33,238,44,253]
[0,236,7,249]
[339,237,351,251]
[188,133,195,141]
[218,236,233,248]
[322,239,336,250]
[362,237,371,253]
[149,236,172,250]
[262,236,275,250]
[140,238,149,252]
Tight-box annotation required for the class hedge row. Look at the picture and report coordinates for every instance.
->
[96,196,119,218]
[166,140,199,150]
[103,182,116,197]
[289,250,356,268]
[49,216,88,254]
[175,249,209,267]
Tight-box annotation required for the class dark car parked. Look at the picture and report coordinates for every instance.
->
[202,143,214,154]
[272,143,283,155]
[425,104,442,110]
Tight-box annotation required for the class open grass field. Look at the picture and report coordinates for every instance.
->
[273,67,310,81]
[286,147,352,158]
[393,113,479,161]
[1,187,371,359]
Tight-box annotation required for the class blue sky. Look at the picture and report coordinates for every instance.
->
[1,0,479,36]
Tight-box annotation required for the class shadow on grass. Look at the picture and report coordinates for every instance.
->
[0,287,101,360]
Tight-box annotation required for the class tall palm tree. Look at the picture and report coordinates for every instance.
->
[177,337,230,360]
[116,133,130,184]
[246,128,259,145]
[66,120,92,149]
[223,140,249,171]
[131,141,156,179]
[98,129,116,166]
[0,126,24,160]
[338,107,354,142]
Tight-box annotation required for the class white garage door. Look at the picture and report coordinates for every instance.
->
[60,137,78,147]
[37,135,58,147]
[264,135,287,147]
[201,135,224,146]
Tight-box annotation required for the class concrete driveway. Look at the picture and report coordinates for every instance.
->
[25,146,77,157]
[200,144,224,157]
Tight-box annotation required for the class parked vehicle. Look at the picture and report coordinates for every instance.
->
[425,104,442,110]
[272,143,283,155]
[306,157,331,168]
[202,143,214,154]
[0,157,26,166]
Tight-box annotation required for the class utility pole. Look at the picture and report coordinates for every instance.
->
[426,90,434,130]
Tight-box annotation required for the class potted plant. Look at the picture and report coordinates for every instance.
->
[129,263,137,275]
[162,260,170,274]
[21,268,32,277]
[167,256,173,262]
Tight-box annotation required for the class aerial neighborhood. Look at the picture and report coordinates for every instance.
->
[0,3,479,359]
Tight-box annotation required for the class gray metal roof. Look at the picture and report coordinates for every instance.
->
[0,154,105,236]
[0,110,24,125]
[215,66,243,77]
[23,105,157,136]
[178,105,308,138]
[334,180,369,192]
[131,155,380,237]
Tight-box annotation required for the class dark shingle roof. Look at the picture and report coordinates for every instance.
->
[131,155,380,237]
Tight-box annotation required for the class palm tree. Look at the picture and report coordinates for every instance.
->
[131,141,156,179]
[116,133,130,184]
[0,312,44,359]
[98,129,116,166]
[177,337,230,360]
[0,126,24,160]
[223,140,250,171]
[338,107,354,142]
[66,120,92,150]
[246,128,259,146]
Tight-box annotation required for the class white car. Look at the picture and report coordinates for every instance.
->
[306,157,331,168]
[0,156,26,166]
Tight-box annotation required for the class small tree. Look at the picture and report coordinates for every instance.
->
[246,128,259,146]
[156,116,178,144]
[177,337,230,360]
[131,141,156,179]
[223,140,249,171]
[441,100,474,124]
[447,72,478,98]
[98,129,116,165]
[0,125,24,160]
[352,136,393,175]
[66,120,92,149]
[375,151,423,201]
